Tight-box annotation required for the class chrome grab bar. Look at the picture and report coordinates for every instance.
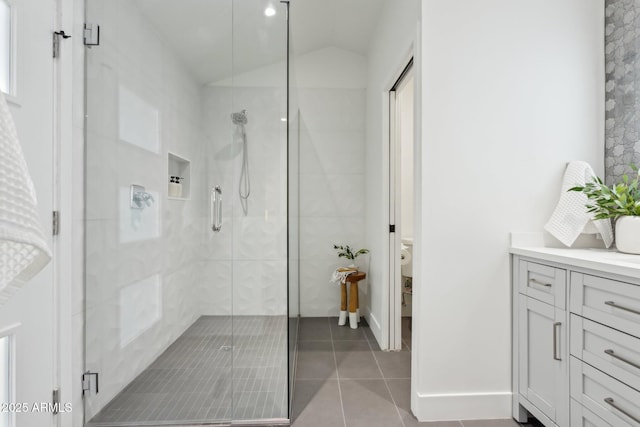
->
[211,186,222,232]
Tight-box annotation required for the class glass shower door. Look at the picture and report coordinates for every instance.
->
[227,0,289,421]
[84,0,290,424]
[83,0,235,424]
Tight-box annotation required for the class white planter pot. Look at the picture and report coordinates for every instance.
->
[615,216,640,255]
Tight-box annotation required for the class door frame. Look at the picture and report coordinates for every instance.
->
[1,0,72,424]
[385,57,415,352]
[53,0,76,425]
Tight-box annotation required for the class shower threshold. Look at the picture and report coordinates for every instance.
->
[86,316,288,427]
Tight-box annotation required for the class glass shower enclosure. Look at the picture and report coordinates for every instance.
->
[83,0,292,425]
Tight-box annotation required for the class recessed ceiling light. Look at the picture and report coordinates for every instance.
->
[264,6,276,17]
[280,117,287,122]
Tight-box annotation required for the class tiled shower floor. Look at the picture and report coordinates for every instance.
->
[87,316,288,426]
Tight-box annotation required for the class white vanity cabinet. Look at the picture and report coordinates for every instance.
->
[512,250,640,427]
[515,260,569,427]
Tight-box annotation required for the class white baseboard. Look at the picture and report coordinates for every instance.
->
[414,391,512,421]
[364,308,384,346]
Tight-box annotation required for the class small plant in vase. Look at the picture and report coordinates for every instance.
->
[569,166,640,254]
[333,244,369,270]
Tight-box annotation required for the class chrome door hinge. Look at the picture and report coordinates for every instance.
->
[83,23,100,47]
[52,211,60,236]
[52,389,60,415]
[52,31,71,58]
[82,371,99,395]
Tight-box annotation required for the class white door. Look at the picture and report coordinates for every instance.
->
[388,61,414,351]
[0,0,56,425]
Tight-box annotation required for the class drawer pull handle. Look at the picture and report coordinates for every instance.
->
[604,397,640,424]
[553,322,561,361]
[605,301,640,316]
[604,349,640,370]
[529,278,552,288]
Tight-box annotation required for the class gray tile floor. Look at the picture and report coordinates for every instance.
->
[88,316,288,426]
[291,317,541,427]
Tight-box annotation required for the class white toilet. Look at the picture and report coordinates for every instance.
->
[401,237,413,277]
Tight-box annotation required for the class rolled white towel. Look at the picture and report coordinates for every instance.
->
[330,267,357,285]
[544,161,613,248]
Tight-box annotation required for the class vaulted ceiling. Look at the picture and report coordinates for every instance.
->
[132,0,385,84]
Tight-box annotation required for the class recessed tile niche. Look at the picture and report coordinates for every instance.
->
[168,152,190,200]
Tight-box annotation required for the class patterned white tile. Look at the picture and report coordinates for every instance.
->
[299,129,365,175]
[299,217,365,260]
[300,173,365,218]
[232,216,287,260]
[85,220,166,308]
[229,86,287,132]
[299,258,349,317]
[232,260,287,315]
[297,88,366,131]
[199,261,233,316]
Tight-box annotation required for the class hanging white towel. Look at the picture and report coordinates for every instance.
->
[0,91,51,306]
[544,161,614,248]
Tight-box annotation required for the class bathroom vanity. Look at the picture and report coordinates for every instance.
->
[511,245,640,427]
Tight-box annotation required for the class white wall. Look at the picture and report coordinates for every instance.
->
[414,0,604,420]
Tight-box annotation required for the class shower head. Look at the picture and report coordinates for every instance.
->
[231,109,248,125]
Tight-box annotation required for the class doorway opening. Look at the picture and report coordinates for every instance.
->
[388,59,414,351]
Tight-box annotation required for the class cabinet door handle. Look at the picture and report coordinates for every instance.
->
[553,322,562,361]
[604,301,640,316]
[604,349,640,371]
[604,397,640,424]
[529,278,552,288]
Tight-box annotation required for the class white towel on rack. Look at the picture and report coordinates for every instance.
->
[544,161,614,248]
[0,91,51,306]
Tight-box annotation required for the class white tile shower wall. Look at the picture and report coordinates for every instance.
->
[202,85,288,316]
[83,0,207,418]
[298,88,366,316]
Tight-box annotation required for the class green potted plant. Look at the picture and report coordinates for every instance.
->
[332,244,369,269]
[569,166,640,254]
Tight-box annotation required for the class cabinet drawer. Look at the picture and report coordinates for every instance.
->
[570,273,640,339]
[571,315,640,392]
[570,358,640,426]
[519,260,567,308]
[571,398,609,427]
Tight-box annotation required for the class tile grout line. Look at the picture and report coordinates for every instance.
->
[328,317,348,427]
[364,323,407,427]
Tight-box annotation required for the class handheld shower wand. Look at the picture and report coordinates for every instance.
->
[231,110,250,213]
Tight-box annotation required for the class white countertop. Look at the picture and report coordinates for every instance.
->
[510,232,640,279]
[510,245,640,278]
